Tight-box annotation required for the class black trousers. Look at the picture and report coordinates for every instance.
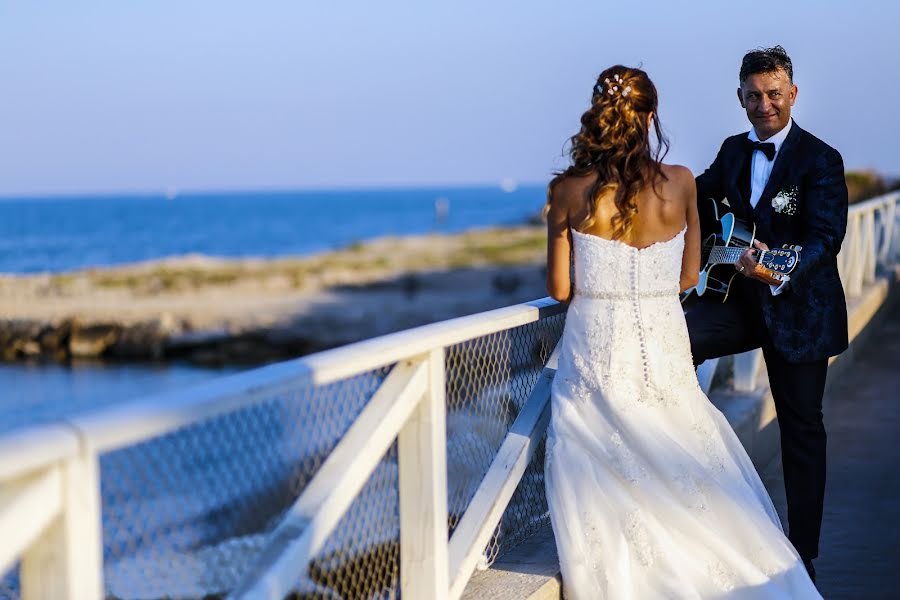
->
[685,281,828,562]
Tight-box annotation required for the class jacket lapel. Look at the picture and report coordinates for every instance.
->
[753,121,803,218]
[726,139,753,220]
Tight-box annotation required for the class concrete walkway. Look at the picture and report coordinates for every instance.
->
[761,301,900,599]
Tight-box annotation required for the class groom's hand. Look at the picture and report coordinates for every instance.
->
[735,240,766,276]
[735,240,782,285]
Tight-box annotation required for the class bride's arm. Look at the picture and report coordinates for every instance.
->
[680,170,701,293]
[546,185,573,303]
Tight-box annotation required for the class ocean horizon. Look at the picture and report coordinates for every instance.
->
[0,184,546,274]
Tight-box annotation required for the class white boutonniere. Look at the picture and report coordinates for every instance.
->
[771,185,799,215]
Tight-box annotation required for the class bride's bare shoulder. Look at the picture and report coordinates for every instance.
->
[549,172,597,208]
[658,163,695,200]
[659,163,694,184]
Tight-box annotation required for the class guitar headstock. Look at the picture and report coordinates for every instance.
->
[759,246,801,274]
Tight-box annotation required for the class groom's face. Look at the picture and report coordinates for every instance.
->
[737,68,797,140]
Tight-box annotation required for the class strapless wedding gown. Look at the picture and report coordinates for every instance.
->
[545,227,821,599]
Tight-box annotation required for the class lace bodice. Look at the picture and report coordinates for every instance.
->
[563,226,694,408]
[571,227,686,299]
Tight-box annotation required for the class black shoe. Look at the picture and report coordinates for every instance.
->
[803,559,816,583]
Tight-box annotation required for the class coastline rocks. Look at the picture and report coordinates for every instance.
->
[0,320,47,361]
[38,320,73,360]
[0,226,550,366]
[0,316,178,362]
[0,263,549,366]
[110,314,176,360]
[165,328,316,366]
[69,323,121,358]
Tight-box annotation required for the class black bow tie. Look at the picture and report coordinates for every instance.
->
[745,138,776,161]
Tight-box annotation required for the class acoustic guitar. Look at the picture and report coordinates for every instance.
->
[682,198,801,303]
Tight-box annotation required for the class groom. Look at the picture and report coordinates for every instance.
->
[686,46,849,581]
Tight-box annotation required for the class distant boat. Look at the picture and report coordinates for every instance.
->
[165,187,179,200]
[499,178,518,193]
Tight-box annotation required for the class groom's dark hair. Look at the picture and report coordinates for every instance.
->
[739,45,793,83]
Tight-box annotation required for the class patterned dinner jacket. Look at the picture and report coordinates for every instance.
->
[695,121,849,362]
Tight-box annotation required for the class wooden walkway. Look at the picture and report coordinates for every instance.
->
[762,301,900,599]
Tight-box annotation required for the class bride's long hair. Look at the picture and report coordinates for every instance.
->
[546,65,670,240]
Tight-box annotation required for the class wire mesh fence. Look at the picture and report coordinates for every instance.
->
[303,442,400,600]
[98,365,393,600]
[1,309,566,599]
[445,314,566,565]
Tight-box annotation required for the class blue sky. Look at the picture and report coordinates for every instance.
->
[1,1,898,196]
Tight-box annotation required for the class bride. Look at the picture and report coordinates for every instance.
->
[543,66,820,599]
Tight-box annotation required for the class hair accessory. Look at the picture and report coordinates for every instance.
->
[596,72,633,99]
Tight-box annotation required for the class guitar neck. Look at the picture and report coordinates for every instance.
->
[707,245,761,265]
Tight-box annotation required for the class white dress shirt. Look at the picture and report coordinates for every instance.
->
[748,118,792,208]
[747,118,793,295]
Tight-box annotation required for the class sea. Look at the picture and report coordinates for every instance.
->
[0,185,546,434]
[0,186,548,593]
[0,185,549,595]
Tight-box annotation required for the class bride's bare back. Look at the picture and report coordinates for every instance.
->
[546,163,700,301]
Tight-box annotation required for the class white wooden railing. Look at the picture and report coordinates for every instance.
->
[1,191,898,600]
[0,299,566,600]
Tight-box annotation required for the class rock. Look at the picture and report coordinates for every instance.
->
[109,319,172,360]
[22,340,42,356]
[69,323,121,358]
[0,319,43,341]
[166,328,232,351]
[38,320,73,358]
[0,320,44,360]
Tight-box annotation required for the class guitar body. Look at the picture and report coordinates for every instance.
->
[694,204,756,302]
[682,199,800,304]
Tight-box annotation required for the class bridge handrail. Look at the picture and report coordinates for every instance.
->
[0,297,565,599]
[68,297,564,455]
[0,190,897,600]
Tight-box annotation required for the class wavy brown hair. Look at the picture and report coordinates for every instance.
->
[546,65,670,240]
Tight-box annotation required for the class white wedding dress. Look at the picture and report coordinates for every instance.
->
[545,226,821,599]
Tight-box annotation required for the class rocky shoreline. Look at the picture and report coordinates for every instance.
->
[0,226,548,366]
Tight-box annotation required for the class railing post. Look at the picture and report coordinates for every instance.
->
[842,213,863,298]
[398,347,449,599]
[884,199,900,263]
[861,209,877,285]
[696,358,719,395]
[875,200,894,263]
[20,448,103,600]
[838,213,853,286]
[733,350,763,392]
